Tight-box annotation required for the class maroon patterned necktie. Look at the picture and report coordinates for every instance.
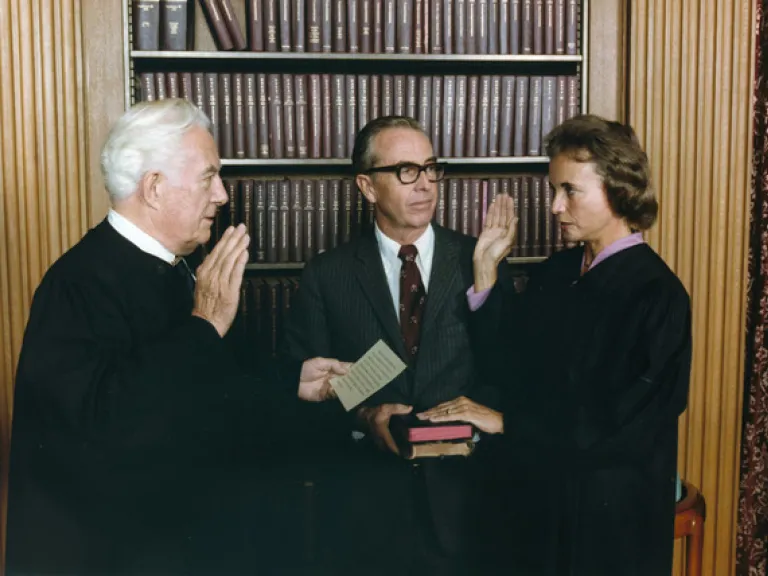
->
[398,244,427,361]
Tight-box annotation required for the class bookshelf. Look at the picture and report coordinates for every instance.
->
[123,0,587,358]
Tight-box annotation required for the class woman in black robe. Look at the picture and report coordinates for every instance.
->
[418,115,692,575]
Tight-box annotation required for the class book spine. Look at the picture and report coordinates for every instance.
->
[315,179,328,254]
[233,73,246,159]
[257,73,270,158]
[268,74,284,158]
[542,175,552,255]
[333,0,346,51]
[393,75,405,116]
[417,75,431,132]
[180,72,193,101]
[254,181,267,261]
[193,72,205,111]
[240,180,254,260]
[307,0,322,51]
[470,178,481,236]
[280,0,293,50]
[555,75,567,125]
[332,74,346,158]
[166,72,180,98]
[533,0,543,54]
[488,75,501,156]
[476,75,490,156]
[453,75,467,157]
[381,75,393,116]
[448,179,460,231]
[139,72,156,102]
[454,0,465,54]
[489,0,499,53]
[348,0,360,51]
[245,74,258,158]
[441,75,455,157]
[370,75,381,119]
[293,0,306,51]
[499,0,509,53]
[295,75,309,158]
[465,75,478,156]
[266,181,279,262]
[414,0,424,53]
[554,0,564,53]
[279,180,291,262]
[519,176,529,255]
[384,0,396,52]
[360,0,373,51]
[510,176,520,256]
[521,0,532,54]
[282,74,297,158]
[442,0,452,54]
[161,0,191,50]
[406,75,418,119]
[219,74,234,158]
[527,76,542,155]
[436,180,446,225]
[321,74,333,157]
[322,0,333,51]
[510,0,520,53]
[530,174,541,255]
[357,74,371,130]
[498,75,515,155]
[478,0,489,54]
[373,0,384,52]
[567,75,579,117]
[328,179,341,249]
[155,71,167,99]
[200,0,234,50]
[466,0,476,53]
[309,74,322,158]
[133,0,160,50]
[513,75,528,156]
[219,0,248,49]
[342,179,354,242]
[540,75,555,142]
[346,75,358,153]
[265,0,280,51]
[205,73,220,151]
[431,76,442,156]
[566,0,577,54]
[431,0,443,53]
[248,0,265,51]
[460,179,470,235]
[303,180,316,260]
[290,180,304,261]
[544,0,554,53]
[397,0,412,53]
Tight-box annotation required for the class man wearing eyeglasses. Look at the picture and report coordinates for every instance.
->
[282,116,503,575]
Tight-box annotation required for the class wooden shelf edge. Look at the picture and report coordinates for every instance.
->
[222,157,550,167]
[244,256,546,271]
[131,51,583,62]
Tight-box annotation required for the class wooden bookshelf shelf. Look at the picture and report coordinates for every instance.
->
[221,157,550,167]
[245,256,546,271]
[131,51,583,63]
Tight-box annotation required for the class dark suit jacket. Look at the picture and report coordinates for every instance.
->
[282,224,496,573]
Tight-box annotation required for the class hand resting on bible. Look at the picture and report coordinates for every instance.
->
[417,396,504,435]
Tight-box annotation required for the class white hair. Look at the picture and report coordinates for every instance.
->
[100,98,211,202]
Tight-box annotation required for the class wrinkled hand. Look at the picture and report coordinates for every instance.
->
[357,403,413,455]
[298,357,352,402]
[192,224,250,337]
[473,195,517,291]
[417,396,504,435]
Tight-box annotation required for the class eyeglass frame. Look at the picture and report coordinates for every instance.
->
[362,161,448,184]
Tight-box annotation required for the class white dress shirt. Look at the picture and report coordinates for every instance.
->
[107,209,176,264]
[374,223,435,318]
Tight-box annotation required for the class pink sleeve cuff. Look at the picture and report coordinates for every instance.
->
[466,285,491,311]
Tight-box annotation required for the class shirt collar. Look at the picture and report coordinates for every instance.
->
[374,222,435,263]
[107,209,177,265]
[584,232,645,272]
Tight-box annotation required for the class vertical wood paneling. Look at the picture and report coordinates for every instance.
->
[0,0,90,569]
[629,1,756,575]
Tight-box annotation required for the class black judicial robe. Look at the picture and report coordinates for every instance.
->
[473,243,691,576]
[6,221,283,575]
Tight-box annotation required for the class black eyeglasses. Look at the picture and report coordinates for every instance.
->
[364,161,447,184]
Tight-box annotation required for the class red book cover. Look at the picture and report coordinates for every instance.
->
[391,414,474,443]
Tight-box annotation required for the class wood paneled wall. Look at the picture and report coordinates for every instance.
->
[0,0,123,569]
[629,1,756,575]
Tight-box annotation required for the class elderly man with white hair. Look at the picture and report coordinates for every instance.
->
[5,98,347,575]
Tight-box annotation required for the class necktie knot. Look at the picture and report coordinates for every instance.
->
[398,244,418,263]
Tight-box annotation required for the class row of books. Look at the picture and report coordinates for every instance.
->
[227,276,299,367]
[209,175,559,264]
[137,72,580,158]
[133,0,580,56]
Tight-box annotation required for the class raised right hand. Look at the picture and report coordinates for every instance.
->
[192,224,250,337]
[356,403,413,456]
[473,194,517,291]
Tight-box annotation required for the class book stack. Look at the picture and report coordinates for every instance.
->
[390,414,475,459]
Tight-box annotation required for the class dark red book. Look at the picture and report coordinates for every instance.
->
[390,414,474,443]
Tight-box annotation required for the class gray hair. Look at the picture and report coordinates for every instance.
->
[351,116,427,174]
[100,98,211,202]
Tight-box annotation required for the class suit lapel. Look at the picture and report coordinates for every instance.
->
[353,233,408,359]
[420,225,460,342]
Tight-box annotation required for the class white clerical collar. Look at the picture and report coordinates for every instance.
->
[107,209,176,264]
